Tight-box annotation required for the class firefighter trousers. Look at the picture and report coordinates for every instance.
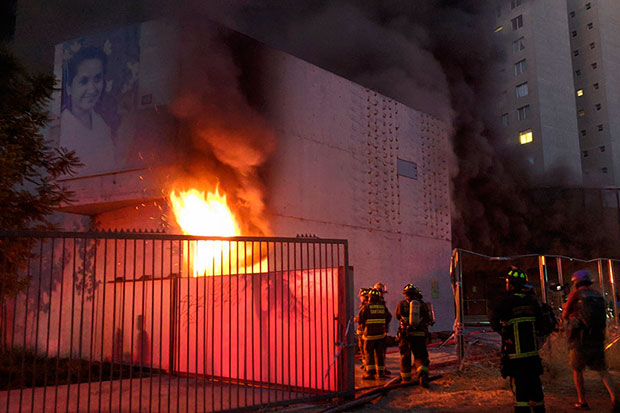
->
[511,374,545,412]
[399,335,429,381]
[363,338,386,375]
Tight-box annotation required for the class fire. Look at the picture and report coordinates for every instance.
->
[169,187,266,276]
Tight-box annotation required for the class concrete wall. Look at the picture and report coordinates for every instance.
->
[258,49,453,331]
[51,20,453,331]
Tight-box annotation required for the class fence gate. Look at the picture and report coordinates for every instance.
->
[0,231,354,412]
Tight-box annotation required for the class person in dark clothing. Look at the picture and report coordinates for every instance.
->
[357,288,392,379]
[489,267,546,413]
[562,269,618,411]
[395,283,433,387]
[356,288,370,372]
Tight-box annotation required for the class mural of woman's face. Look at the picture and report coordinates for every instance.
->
[67,58,104,115]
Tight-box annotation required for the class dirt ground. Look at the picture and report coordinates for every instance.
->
[351,335,620,412]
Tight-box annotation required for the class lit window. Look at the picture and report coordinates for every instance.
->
[600,146,606,152]
[590,42,596,49]
[495,26,504,32]
[588,22,593,29]
[573,50,580,57]
[517,105,530,120]
[593,82,599,90]
[513,37,525,53]
[578,109,585,116]
[586,2,591,9]
[577,89,584,96]
[583,150,589,157]
[572,30,578,37]
[575,69,582,76]
[512,15,524,30]
[519,129,533,144]
[598,124,604,131]
[591,62,598,69]
[581,129,587,136]
[570,11,576,17]
[595,103,601,110]
[516,82,529,98]
[502,113,510,126]
[514,59,527,76]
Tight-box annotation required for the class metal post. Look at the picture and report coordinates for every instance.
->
[453,250,465,361]
[609,260,618,326]
[538,256,548,303]
[598,260,606,297]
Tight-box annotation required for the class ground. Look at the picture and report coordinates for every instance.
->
[344,333,620,412]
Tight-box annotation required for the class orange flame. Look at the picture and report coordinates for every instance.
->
[169,187,266,276]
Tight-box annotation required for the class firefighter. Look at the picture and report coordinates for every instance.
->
[373,282,392,376]
[490,267,546,413]
[358,288,392,380]
[395,283,432,387]
[355,288,370,371]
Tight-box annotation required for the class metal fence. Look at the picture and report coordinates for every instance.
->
[451,248,620,358]
[0,231,354,412]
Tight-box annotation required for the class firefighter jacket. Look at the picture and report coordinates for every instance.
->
[395,299,431,338]
[490,291,545,360]
[357,300,392,340]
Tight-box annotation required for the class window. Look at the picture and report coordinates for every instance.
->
[570,11,576,17]
[581,129,587,136]
[575,69,582,76]
[602,167,608,174]
[513,37,525,53]
[516,82,529,98]
[572,30,578,37]
[590,42,596,49]
[595,103,601,110]
[502,113,510,126]
[512,15,524,30]
[578,109,585,116]
[587,22,594,29]
[511,0,524,9]
[514,59,527,76]
[591,62,598,69]
[517,105,530,120]
[593,82,599,90]
[586,2,591,10]
[600,146,606,152]
[583,150,589,157]
[519,129,533,145]
[577,89,584,97]
[598,124,604,131]
[573,50,580,57]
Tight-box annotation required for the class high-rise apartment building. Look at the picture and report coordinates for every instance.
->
[495,0,583,186]
[567,0,620,187]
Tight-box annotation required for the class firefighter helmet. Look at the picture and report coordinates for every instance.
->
[368,288,381,298]
[403,283,422,298]
[571,270,594,286]
[374,282,387,295]
[359,287,370,297]
[506,267,528,288]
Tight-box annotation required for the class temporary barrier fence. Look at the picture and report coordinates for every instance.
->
[0,231,355,412]
[450,248,620,359]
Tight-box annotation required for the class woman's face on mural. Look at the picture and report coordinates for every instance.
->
[67,58,104,115]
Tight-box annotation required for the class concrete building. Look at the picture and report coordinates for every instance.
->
[43,19,453,331]
[494,0,583,186]
[494,0,620,189]
[567,0,620,187]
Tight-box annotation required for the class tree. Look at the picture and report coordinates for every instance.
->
[0,46,81,297]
